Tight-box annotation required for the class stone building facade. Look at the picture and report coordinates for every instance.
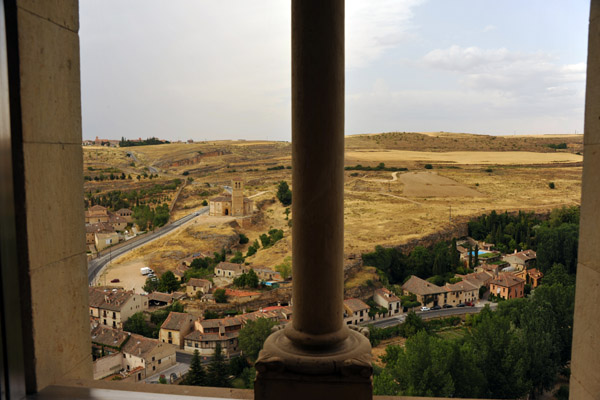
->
[209,179,254,216]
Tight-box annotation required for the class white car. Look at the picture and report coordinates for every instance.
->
[420,306,431,311]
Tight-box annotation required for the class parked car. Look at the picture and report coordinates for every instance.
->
[431,305,441,310]
[442,304,453,308]
[465,301,474,307]
[456,303,466,307]
[420,306,431,311]
[110,278,120,283]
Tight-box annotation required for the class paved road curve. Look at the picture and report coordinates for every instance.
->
[87,207,209,284]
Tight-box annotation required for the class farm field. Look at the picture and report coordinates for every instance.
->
[85,131,583,288]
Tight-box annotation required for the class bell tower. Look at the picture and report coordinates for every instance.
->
[231,178,244,216]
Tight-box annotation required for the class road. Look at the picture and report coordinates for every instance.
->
[87,207,209,284]
[144,362,190,383]
[367,304,496,329]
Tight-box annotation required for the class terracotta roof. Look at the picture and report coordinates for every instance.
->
[172,292,187,301]
[148,292,172,303]
[86,222,115,234]
[527,268,544,279]
[446,280,479,292]
[88,205,108,212]
[122,334,162,360]
[161,312,194,331]
[199,316,242,330]
[187,278,211,288]
[116,208,133,214]
[88,287,134,312]
[343,298,370,313]
[109,215,127,224]
[374,288,400,303]
[491,273,525,288]
[461,271,494,287]
[91,324,129,348]
[402,275,448,296]
[185,331,239,342]
[504,250,537,263]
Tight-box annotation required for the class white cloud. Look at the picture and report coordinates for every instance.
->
[483,24,497,33]
[346,0,424,68]
[421,45,586,99]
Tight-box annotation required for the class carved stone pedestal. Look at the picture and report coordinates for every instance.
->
[254,326,372,400]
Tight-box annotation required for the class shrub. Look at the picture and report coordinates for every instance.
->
[549,182,555,189]
[424,164,433,169]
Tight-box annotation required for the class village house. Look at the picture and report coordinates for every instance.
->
[490,273,526,300]
[209,179,254,217]
[85,204,110,224]
[159,312,195,349]
[147,292,174,307]
[373,288,402,317]
[183,317,243,358]
[85,222,114,246]
[90,324,130,380]
[254,267,283,282]
[445,280,479,306]
[474,263,503,276]
[460,271,495,289]
[89,287,148,329]
[94,229,119,252]
[186,278,213,298]
[224,288,261,303]
[215,261,247,278]
[115,208,133,222]
[109,214,128,231]
[121,334,177,382]
[343,298,370,325]
[401,275,449,308]
[503,249,537,271]
[514,268,544,288]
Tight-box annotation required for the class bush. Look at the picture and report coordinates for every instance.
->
[549,182,555,189]
[484,168,493,173]
[239,233,249,244]
[424,164,433,169]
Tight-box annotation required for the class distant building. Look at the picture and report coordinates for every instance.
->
[85,205,109,224]
[121,334,176,382]
[159,312,195,349]
[186,278,213,298]
[214,262,247,278]
[444,280,478,306]
[502,249,537,271]
[209,179,254,217]
[373,288,401,317]
[401,275,449,308]
[184,317,243,358]
[343,298,370,325]
[88,287,148,329]
[490,273,525,300]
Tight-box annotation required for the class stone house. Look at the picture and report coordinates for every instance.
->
[85,205,109,224]
[254,267,283,282]
[85,222,114,246]
[490,273,526,300]
[186,278,213,298]
[88,287,148,329]
[502,249,537,271]
[460,271,495,289]
[209,179,254,217]
[109,214,128,231]
[183,317,243,358]
[373,288,401,317]
[215,262,247,278]
[401,275,449,308]
[116,208,133,222]
[343,298,370,325]
[95,230,119,252]
[159,312,195,349]
[121,334,177,382]
[90,324,130,380]
[514,268,544,288]
[444,280,479,306]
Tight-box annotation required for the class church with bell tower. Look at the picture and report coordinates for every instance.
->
[209,178,254,217]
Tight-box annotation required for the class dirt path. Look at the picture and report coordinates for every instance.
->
[249,190,272,198]
[378,192,423,206]
[400,172,483,197]
[361,171,400,183]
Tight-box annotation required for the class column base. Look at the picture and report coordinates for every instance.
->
[254,325,372,400]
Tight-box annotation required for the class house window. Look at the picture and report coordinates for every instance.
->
[158,359,161,364]
[152,356,155,361]
[123,354,126,358]
[112,312,116,318]
[168,332,172,338]
[153,366,156,371]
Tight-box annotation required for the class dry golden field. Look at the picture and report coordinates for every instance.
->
[88,132,583,286]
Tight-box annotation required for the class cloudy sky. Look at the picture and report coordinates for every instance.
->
[80,1,590,142]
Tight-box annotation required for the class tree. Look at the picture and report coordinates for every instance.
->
[123,312,153,337]
[284,207,290,220]
[275,256,292,280]
[214,288,227,303]
[207,343,229,387]
[473,244,479,267]
[158,271,180,293]
[238,233,249,244]
[246,269,259,288]
[276,181,292,206]
[143,276,160,293]
[184,350,207,386]
[238,318,278,362]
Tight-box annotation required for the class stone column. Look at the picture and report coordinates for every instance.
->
[255,1,372,399]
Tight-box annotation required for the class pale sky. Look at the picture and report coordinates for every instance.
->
[80,1,590,142]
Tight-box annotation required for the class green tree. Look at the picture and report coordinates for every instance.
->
[238,318,278,362]
[143,276,160,293]
[238,233,249,244]
[276,181,292,206]
[214,288,227,303]
[246,269,259,288]
[123,312,153,337]
[207,343,229,387]
[184,350,206,386]
[275,256,292,280]
[158,271,180,293]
